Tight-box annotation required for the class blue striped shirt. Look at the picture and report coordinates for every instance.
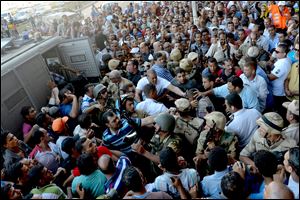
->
[81,94,95,112]
[104,156,131,194]
[102,118,141,154]
[152,64,174,82]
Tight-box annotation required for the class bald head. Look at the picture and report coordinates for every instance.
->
[98,154,115,175]
[264,181,294,199]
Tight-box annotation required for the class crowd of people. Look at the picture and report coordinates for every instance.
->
[1,1,299,199]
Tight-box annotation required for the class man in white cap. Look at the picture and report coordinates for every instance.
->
[239,112,297,173]
[282,100,299,144]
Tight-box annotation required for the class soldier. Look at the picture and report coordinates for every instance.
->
[174,98,205,147]
[131,113,182,166]
[239,112,297,174]
[167,48,182,76]
[282,100,299,144]
[194,111,238,177]
[91,84,115,131]
[173,98,205,165]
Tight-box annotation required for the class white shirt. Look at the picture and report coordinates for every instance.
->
[136,98,168,116]
[225,108,261,148]
[271,58,292,96]
[136,76,170,100]
[240,74,268,113]
[288,175,299,199]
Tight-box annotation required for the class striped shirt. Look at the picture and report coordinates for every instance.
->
[104,156,131,194]
[152,64,174,82]
[102,118,141,154]
[81,94,95,113]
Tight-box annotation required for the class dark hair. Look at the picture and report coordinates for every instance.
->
[278,44,289,54]
[159,147,179,172]
[84,83,95,94]
[58,87,69,102]
[1,184,12,200]
[32,129,45,145]
[225,93,243,110]
[254,150,278,178]
[5,162,23,182]
[102,110,116,124]
[153,52,165,61]
[175,68,186,75]
[208,57,218,65]
[289,147,299,176]
[227,76,243,90]
[28,164,44,186]
[61,139,74,155]
[1,130,10,147]
[244,57,257,70]
[121,82,135,93]
[208,147,228,171]
[77,153,97,175]
[75,137,87,153]
[226,32,234,40]
[129,59,139,68]
[202,74,216,82]
[20,106,32,118]
[221,171,245,199]
[122,166,143,192]
[144,84,157,98]
[78,113,92,129]
[35,112,47,127]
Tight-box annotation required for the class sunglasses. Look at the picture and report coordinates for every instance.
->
[274,50,282,54]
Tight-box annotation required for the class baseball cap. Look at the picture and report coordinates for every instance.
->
[52,116,69,133]
[282,100,299,116]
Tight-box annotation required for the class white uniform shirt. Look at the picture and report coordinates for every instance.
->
[271,58,292,96]
[225,108,261,148]
[136,76,170,100]
[240,74,268,113]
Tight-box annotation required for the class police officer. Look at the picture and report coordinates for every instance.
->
[239,112,297,174]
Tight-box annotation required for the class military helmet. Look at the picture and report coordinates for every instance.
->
[204,111,226,131]
[93,84,106,99]
[154,113,176,132]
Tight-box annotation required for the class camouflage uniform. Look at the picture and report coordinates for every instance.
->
[107,78,132,101]
[195,129,239,159]
[174,117,204,145]
[150,134,182,156]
